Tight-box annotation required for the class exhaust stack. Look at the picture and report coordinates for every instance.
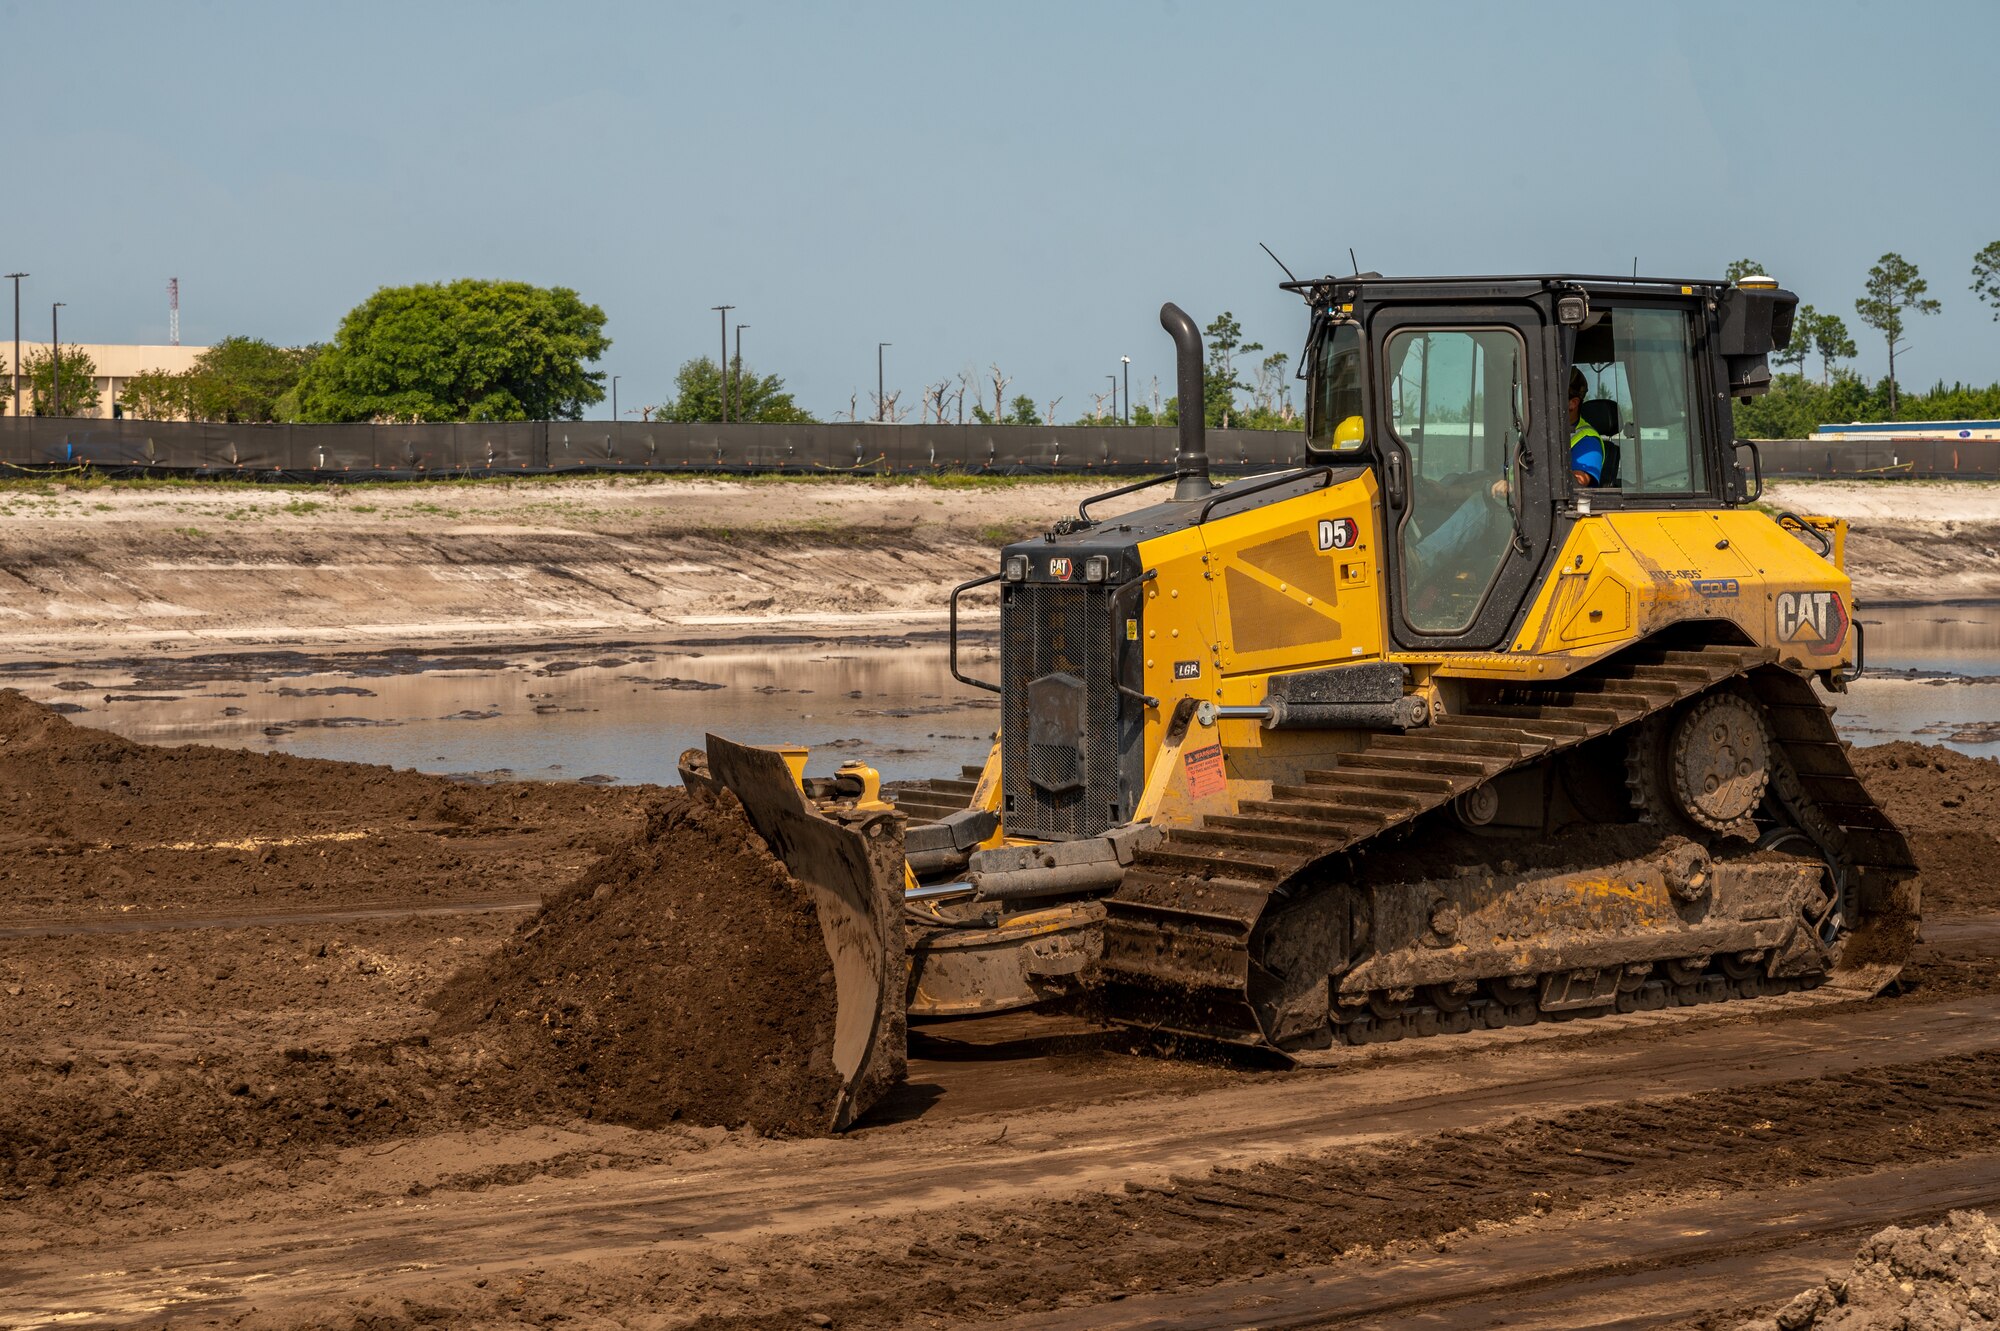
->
[1160,302,1213,501]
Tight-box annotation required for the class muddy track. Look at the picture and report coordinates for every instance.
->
[9,988,2000,1328]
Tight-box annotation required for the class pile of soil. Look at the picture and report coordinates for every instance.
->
[0,689,645,918]
[432,788,846,1137]
[1850,742,2000,914]
[1745,1210,2000,1329]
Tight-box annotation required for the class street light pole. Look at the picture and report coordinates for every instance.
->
[711,305,734,422]
[611,375,620,423]
[734,324,748,418]
[50,303,64,417]
[1107,375,1118,422]
[4,273,24,418]
[877,342,890,422]
[1121,356,1131,425]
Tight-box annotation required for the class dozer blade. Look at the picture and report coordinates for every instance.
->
[681,734,907,1130]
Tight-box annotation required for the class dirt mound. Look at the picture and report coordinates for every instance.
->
[1744,1209,2000,1329]
[432,788,845,1137]
[0,689,645,919]
[1850,742,2000,914]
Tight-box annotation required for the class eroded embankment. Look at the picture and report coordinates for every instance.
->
[0,476,1080,655]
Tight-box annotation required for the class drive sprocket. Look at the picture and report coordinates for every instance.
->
[1667,692,1772,832]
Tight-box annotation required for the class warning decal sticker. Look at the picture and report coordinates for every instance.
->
[1183,742,1227,800]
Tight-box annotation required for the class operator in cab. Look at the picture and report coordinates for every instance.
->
[1567,368,1604,489]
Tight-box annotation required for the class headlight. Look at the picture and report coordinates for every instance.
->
[1004,555,1028,582]
[1083,556,1108,583]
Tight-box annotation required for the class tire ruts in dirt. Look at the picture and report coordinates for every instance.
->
[354,1046,2000,1331]
[1099,642,1918,1050]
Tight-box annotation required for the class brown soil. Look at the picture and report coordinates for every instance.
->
[431,788,845,1137]
[1850,741,2000,914]
[0,688,647,921]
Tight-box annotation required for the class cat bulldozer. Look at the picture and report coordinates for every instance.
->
[681,269,1916,1128]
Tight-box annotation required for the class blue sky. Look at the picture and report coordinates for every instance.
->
[6,0,1997,418]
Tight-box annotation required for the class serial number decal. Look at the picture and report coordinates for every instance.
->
[1183,743,1227,800]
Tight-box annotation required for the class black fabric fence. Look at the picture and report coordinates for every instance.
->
[0,416,1990,480]
[0,418,1304,479]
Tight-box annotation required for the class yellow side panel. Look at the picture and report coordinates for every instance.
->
[1497,507,1856,678]
[1129,472,1389,785]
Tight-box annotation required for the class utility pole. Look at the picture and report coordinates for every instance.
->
[50,303,64,417]
[1121,356,1131,425]
[1107,374,1118,421]
[711,305,734,422]
[611,375,620,423]
[877,342,890,422]
[735,324,748,418]
[167,277,180,347]
[4,273,24,418]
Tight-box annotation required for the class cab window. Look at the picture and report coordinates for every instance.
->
[1307,322,1365,454]
[1385,327,1527,634]
[1574,306,1708,495]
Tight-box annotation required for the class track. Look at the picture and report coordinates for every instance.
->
[1100,643,1917,1048]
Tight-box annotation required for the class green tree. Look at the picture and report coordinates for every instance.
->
[1006,394,1039,426]
[1973,241,2000,321]
[1855,252,1940,415]
[184,337,315,422]
[1723,257,1770,284]
[659,356,814,423]
[1802,309,1858,385]
[1202,311,1260,427]
[294,279,609,422]
[119,367,195,420]
[23,345,100,416]
[1772,304,1812,377]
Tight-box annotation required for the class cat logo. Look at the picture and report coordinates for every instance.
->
[1317,517,1358,551]
[1048,557,1073,581]
[1774,589,1848,653]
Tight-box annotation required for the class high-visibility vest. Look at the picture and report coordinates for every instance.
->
[1570,420,1605,484]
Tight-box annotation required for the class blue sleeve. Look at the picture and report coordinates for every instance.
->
[1570,433,1604,484]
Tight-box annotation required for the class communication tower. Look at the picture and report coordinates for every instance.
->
[168,277,180,346]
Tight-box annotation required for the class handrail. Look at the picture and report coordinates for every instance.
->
[1195,466,1334,525]
[949,572,1003,694]
[1077,470,1188,524]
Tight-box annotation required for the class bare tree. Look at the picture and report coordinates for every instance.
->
[847,393,859,422]
[923,379,952,424]
[1090,389,1113,421]
[1043,396,1063,425]
[870,388,911,424]
[989,364,1013,422]
[956,368,976,423]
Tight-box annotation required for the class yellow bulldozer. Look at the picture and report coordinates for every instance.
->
[682,270,1916,1128]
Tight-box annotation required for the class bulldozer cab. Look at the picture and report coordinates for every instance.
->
[1298,275,1796,654]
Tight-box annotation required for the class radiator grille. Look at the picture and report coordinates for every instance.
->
[1001,582,1125,839]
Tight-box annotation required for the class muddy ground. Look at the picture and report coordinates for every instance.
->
[5,687,2000,1329]
[0,474,1990,661]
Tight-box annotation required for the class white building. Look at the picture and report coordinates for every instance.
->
[4,342,209,419]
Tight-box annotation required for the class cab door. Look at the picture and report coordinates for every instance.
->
[1372,304,1558,651]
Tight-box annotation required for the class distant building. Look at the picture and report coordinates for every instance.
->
[4,342,209,419]
[1812,420,2000,443]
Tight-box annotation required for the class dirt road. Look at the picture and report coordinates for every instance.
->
[0,474,1990,663]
